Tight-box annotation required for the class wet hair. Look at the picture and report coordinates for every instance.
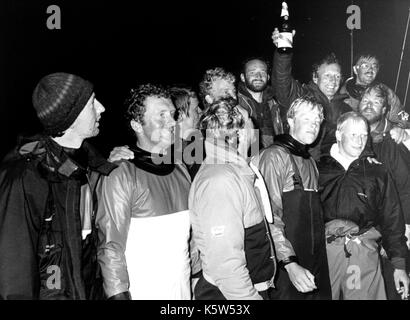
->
[125,83,170,126]
[169,86,200,120]
[336,111,368,132]
[286,96,324,122]
[360,83,389,112]
[312,52,341,79]
[240,57,270,75]
[199,67,236,104]
[354,52,380,68]
[199,97,244,142]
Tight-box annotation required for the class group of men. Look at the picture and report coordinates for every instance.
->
[1,27,410,300]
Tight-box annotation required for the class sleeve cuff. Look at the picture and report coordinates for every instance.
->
[278,255,299,269]
[391,257,406,270]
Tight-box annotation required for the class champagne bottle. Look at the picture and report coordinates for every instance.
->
[278,1,293,53]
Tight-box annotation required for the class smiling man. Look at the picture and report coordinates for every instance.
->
[341,54,408,126]
[318,111,409,300]
[254,97,331,300]
[96,84,192,300]
[271,28,351,160]
[238,58,284,148]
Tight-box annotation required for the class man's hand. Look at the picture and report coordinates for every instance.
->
[394,269,409,300]
[108,145,134,162]
[272,28,296,48]
[390,127,408,144]
[366,157,381,165]
[284,262,317,293]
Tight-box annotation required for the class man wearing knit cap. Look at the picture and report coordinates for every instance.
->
[0,72,117,299]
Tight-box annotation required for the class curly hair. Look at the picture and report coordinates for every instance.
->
[199,67,236,104]
[312,52,341,79]
[125,83,170,126]
[360,83,389,111]
[199,97,244,141]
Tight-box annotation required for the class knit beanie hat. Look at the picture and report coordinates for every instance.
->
[32,72,94,136]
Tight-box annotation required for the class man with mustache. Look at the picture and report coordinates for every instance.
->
[0,72,115,299]
[96,84,192,300]
[358,84,410,299]
[318,111,409,300]
[341,54,409,127]
[238,58,285,148]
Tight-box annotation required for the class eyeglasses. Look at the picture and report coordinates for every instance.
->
[359,62,379,71]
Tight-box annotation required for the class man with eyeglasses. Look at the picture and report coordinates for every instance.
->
[340,53,409,127]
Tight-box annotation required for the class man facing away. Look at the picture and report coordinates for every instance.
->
[253,97,331,300]
[318,111,409,300]
[189,98,276,299]
[96,84,192,300]
[0,72,114,299]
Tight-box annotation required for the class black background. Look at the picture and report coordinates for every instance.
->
[1,0,410,159]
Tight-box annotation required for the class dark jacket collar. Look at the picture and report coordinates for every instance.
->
[305,81,349,104]
[14,135,117,181]
[274,134,311,159]
[129,145,175,176]
[345,77,366,100]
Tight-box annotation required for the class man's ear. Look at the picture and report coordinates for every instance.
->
[267,74,270,81]
[240,73,245,83]
[130,119,143,134]
[205,95,213,104]
[382,106,387,116]
[353,65,359,76]
[312,72,318,85]
[335,129,342,142]
[287,117,294,131]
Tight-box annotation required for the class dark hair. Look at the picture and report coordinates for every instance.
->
[169,86,199,120]
[312,52,341,79]
[240,57,270,75]
[125,83,170,126]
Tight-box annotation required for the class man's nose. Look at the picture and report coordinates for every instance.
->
[95,99,105,113]
[167,116,176,127]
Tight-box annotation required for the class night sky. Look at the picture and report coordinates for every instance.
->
[1,0,410,160]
